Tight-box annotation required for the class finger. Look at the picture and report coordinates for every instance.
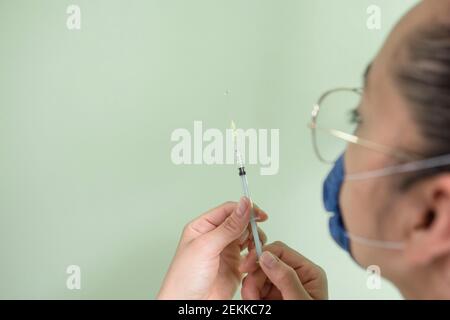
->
[266,241,316,267]
[239,229,250,245]
[198,197,251,255]
[183,202,268,244]
[239,247,259,273]
[241,270,267,300]
[253,204,269,222]
[241,241,314,274]
[242,269,276,300]
[265,284,284,300]
[261,281,273,298]
[255,227,267,245]
[240,227,267,251]
[259,251,310,300]
[184,201,237,241]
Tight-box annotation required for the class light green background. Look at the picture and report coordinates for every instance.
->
[0,0,418,299]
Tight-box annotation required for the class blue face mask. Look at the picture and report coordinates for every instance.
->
[322,152,450,255]
[322,154,351,253]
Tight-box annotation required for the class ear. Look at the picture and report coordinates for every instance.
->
[405,174,450,266]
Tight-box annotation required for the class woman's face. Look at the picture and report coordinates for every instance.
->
[340,58,421,276]
[338,0,449,294]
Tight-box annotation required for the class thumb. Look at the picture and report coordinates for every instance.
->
[200,197,251,255]
[259,251,311,300]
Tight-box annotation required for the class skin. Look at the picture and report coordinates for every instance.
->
[157,197,269,299]
[159,0,450,300]
[341,0,450,299]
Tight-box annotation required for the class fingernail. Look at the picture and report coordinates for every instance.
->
[237,197,248,217]
[261,251,278,269]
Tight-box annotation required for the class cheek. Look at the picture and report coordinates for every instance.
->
[341,149,392,236]
[341,148,374,234]
[341,152,390,266]
[340,180,369,235]
[342,143,389,232]
[341,179,403,273]
[340,180,380,267]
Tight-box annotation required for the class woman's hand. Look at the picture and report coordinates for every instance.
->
[157,197,268,300]
[240,241,328,300]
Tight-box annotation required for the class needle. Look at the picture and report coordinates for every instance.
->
[231,121,263,259]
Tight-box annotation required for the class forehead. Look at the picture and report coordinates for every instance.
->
[377,0,450,63]
[361,4,432,153]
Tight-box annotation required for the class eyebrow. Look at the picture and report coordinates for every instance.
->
[363,63,372,88]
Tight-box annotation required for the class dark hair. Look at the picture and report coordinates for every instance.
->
[395,23,450,189]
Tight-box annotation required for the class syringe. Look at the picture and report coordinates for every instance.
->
[231,121,263,260]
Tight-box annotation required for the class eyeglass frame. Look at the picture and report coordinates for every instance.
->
[308,87,421,165]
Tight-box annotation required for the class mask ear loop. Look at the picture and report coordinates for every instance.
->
[328,211,406,251]
[345,154,450,181]
[345,232,405,250]
[341,153,450,251]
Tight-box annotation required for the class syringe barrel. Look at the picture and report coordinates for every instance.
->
[240,173,251,199]
[239,171,262,258]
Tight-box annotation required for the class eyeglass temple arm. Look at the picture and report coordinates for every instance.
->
[308,123,418,162]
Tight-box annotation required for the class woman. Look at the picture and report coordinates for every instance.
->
[158,0,450,300]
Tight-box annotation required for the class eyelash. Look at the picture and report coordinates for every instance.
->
[350,108,362,125]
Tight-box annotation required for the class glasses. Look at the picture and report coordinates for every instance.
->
[308,87,420,165]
